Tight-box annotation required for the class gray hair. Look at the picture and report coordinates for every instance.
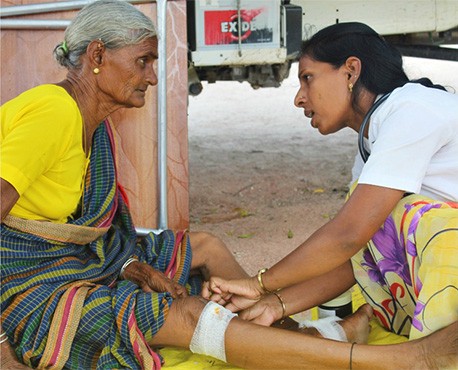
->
[54,0,156,69]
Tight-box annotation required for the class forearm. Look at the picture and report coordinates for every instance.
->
[263,220,361,292]
[1,178,19,223]
[278,262,356,317]
[260,185,403,292]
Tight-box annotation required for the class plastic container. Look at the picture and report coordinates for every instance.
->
[318,290,353,319]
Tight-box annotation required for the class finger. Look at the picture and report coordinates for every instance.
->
[209,293,222,302]
[176,284,188,298]
[225,302,242,313]
[201,283,211,299]
[140,284,154,293]
[209,281,222,295]
[220,292,233,302]
[216,297,228,306]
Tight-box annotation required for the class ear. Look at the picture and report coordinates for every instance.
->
[86,39,105,67]
[343,56,362,83]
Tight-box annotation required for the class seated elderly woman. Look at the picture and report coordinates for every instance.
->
[1,1,457,369]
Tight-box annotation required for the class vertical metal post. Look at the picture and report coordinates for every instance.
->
[156,0,168,231]
[236,0,242,56]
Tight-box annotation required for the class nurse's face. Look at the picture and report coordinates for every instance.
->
[294,56,355,135]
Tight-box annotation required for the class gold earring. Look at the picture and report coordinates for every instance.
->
[93,67,100,74]
[348,82,353,92]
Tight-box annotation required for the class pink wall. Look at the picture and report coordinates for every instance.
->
[1,0,190,230]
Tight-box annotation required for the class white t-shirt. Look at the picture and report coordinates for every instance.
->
[352,83,458,202]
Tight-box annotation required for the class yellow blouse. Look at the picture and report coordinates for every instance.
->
[1,84,88,223]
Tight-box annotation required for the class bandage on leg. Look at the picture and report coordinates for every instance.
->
[300,316,348,342]
[189,301,237,362]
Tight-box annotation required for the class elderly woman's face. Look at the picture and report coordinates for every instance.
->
[294,55,353,135]
[99,36,158,108]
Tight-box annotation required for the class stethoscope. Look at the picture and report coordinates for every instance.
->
[358,92,391,163]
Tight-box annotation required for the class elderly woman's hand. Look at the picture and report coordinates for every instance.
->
[123,261,188,299]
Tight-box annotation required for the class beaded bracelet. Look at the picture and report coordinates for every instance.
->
[120,257,139,279]
[0,332,9,344]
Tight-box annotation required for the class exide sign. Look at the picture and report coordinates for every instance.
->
[204,8,273,45]
[221,13,256,41]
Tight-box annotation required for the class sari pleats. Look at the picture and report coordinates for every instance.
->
[1,121,200,369]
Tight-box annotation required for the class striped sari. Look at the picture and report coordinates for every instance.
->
[1,121,200,369]
[351,189,458,340]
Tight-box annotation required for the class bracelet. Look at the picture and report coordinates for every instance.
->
[257,268,277,294]
[272,291,286,324]
[349,342,356,370]
[0,332,9,344]
[120,257,138,279]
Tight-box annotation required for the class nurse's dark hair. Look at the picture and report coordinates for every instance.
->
[300,22,445,112]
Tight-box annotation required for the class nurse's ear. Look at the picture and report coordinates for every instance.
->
[344,56,362,85]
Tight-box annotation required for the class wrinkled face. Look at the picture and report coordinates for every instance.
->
[294,55,353,135]
[99,37,158,108]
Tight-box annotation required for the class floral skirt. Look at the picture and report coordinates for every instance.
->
[351,194,458,339]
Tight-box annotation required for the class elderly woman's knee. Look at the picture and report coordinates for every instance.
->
[189,231,225,255]
[171,296,208,331]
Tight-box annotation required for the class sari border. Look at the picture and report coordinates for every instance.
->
[3,215,108,245]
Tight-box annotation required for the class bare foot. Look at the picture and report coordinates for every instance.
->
[340,304,373,344]
[297,304,372,344]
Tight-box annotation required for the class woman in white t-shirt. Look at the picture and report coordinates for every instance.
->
[204,22,458,350]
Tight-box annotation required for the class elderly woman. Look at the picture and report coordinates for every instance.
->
[0,0,248,368]
[1,4,457,369]
[204,21,458,366]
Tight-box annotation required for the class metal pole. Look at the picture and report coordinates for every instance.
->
[0,0,152,18]
[156,0,168,231]
[1,0,169,235]
[0,19,70,29]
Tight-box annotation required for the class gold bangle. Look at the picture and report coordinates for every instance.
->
[257,267,271,293]
[272,291,286,323]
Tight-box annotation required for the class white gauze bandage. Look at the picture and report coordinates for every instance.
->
[189,301,237,362]
[300,316,348,342]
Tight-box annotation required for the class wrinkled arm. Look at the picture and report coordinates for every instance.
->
[1,178,19,222]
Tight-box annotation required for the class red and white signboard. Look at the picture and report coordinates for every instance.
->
[204,8,273,45]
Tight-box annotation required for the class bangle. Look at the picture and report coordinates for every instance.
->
[120,257,138,279]
[272,291,286,324]
[349,342,356,370]
[257,268,277,294]
[0,332,8,344]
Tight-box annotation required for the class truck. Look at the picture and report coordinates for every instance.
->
[186,0,458,95]
[1,0,458,97]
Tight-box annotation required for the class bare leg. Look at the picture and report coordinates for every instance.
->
[150,297,458,369]
[188,231,248,280]
[297,304,373,344]
[1,341,30,369]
